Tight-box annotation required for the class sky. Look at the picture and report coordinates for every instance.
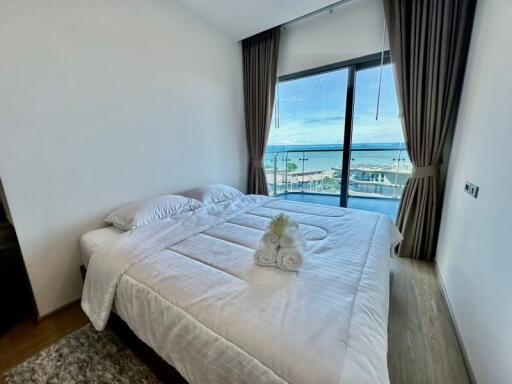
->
[268,64,404,146]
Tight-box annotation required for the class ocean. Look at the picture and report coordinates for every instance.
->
[264,143,411,173]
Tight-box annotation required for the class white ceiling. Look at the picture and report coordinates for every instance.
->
[174,0,343,40]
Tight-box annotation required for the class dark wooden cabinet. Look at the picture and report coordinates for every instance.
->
[0,222,34,335]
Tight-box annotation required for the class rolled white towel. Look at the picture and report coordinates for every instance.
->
[254,248,278,267]
[261,232,279,250]
[279,227,305,250]
[277,247,304,272]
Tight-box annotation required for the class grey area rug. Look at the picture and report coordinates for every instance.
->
[3,324,160,383]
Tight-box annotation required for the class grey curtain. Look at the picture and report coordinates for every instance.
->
[383,0,476,260]
[242,28,280,195]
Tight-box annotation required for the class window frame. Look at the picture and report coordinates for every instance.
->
[278,52,391,82]
[274,51,393,207]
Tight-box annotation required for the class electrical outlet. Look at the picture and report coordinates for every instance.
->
[464,181,479,198]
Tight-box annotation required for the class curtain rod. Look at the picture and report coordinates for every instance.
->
[281,0,354,29]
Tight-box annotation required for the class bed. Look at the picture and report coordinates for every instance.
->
[81,195,401,384]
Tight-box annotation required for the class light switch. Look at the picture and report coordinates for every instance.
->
[464,181,479,198]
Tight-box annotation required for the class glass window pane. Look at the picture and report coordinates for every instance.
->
[269,69,347,146]
[348,64,411,219]
[265,69,348,199]
[352,64,402,144]
[263,61,411,219]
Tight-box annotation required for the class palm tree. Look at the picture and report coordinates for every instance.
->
[287,162,298,173]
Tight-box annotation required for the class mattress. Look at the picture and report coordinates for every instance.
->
[80,226,124,268]
[82,196,401,384]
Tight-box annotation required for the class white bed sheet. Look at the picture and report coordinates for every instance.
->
[83,197,401,384]
[80,226,124,268]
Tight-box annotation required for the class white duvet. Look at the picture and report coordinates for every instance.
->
[82,195,401,384]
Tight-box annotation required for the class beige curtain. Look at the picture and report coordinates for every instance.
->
[383,0,476,260]
[242,28,280,195]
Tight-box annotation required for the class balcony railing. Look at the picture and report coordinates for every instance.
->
[264,147,412,200]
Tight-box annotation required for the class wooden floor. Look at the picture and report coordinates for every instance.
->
[388,257,471,384]
[0,257,470,383]
[0,302,88,375]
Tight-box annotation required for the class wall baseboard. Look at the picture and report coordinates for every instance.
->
[435,261,478,384]
[37,297,81,322]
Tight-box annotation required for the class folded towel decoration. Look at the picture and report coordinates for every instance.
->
[279,227,305,249]
[261,232,279,250]
[277,247,304,272]
[254,248,278,267]
[254,213,305,272]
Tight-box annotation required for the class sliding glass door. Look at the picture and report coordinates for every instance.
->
[265,68,348,197]
[348,63,411,218]
[265,53,410,219]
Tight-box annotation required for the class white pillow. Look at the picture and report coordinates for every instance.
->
[105,195,202,230]
[181,184,243,205]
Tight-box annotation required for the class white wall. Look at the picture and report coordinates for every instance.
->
[0,0,246,316]
[436,1,512,383]
[278,0,388,76]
